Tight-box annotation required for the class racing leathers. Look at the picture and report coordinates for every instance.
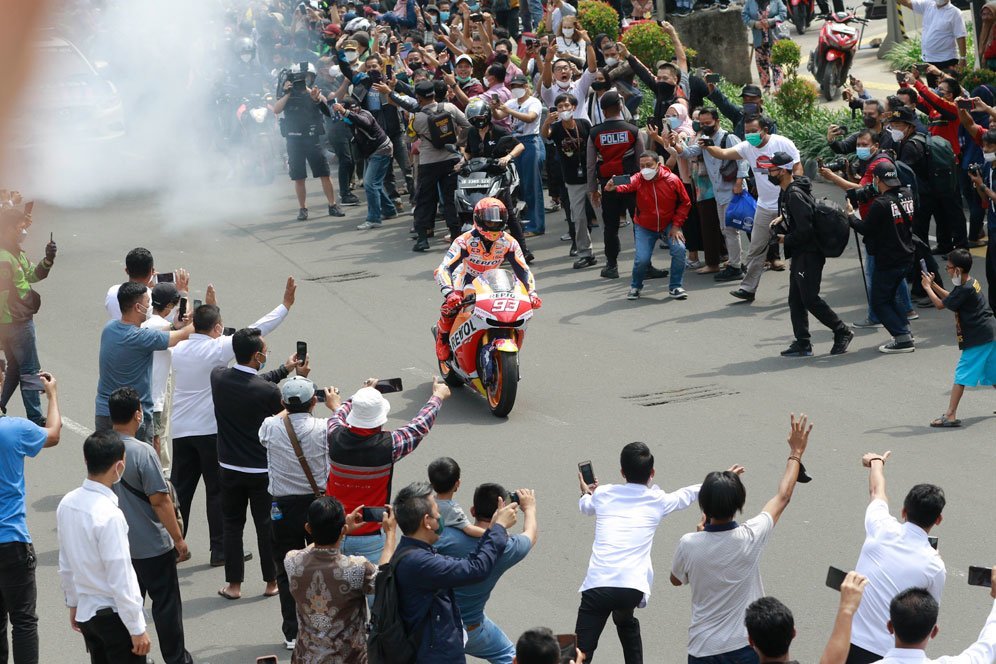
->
[433,229,540,360]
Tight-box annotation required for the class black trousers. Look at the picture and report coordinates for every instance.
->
[0,542,37,664]
[788,251,843,342]
[220,468,275,584]
[132,550,192,664]
[271,494,315,641]
[171,435,223,555]
[988,240,996,313]
[575,587,643,664]
[914,188,967,252]
[845,643,882,664]
[600,189,636,268]
[961,168,987,241]
[413,158,460,240]
[77,609,146,664]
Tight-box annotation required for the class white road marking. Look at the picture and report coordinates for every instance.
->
[62,417,94,439]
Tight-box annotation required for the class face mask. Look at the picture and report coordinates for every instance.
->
[746,132,762,146]
[767,170,782,185]
[951,272,962,286]
[657,81,676,100]
[165,308,177,325]
[240,53,252,63]
[640,167,657,180]
[667,116,681,130]
[558,109,573,121]
[256,352,267,370]
[495,52,509,64]
[18,229,27,242]
[700,124,717,136]
[985,151,996,163]
[862,115,878,129]
[440,11,450,20]
[742,102,759,115]
[468,1,479,9]
[692,121,701,132]
[514,87,529,99]
[112,461,124,485]
[556,80,572,89]
[604,56,618,67]
[592,80,610,92]
[888,127,905,142]
[563,27,576,37]
[344,51,358,63]
[856,146,872,160]
[433,515,445,535]
[935,0,947,6]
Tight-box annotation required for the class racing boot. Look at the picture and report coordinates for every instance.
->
[435,317,454,361]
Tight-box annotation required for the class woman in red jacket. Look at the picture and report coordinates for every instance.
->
[902,69,961,158]
[605,152,692,301]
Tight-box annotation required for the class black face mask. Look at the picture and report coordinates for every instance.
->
[700,124,717,136]
[862,114,878,129]
[592,80,610,92]
[657,81,676,100]
[742,102,759,115]
[766,170,783,185]
[495,52,509,64]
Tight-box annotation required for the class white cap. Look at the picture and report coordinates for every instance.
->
[281,376,317,404]
[345,387,391,428]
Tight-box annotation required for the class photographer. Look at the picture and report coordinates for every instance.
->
[827,99,894,156]
[846,163,917,355]
[273,63,346,222]
[332,98,397,230]
[767,152,852,357]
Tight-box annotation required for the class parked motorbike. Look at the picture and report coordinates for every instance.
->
[432,269,535,417]
[807,9,868,101]
[236,92,283,184]
[786,0,816,35]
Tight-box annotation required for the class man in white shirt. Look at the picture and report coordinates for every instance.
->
[899,0,967,77]
[104,247,188,321]
[670,414,812,664]
[57,431,151,664]
[574,441,705,664]
[141,282,184,474]
[494,75,546,235]
[539,27,596,120]
[703,116,802,302]
[846,451,946,664]
[170,276,295,567]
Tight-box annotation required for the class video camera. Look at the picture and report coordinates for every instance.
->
[968,162,984,176]
[284,68,309,92]
[846,183,878,207]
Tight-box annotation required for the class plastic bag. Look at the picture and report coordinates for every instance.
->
[725,191,756,232]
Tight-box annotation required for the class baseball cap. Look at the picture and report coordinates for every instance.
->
[151,282,179,309]
[770,151,794,168]
[872,160,902,187]
[281,376,318,404]
[414,80,436,98]
[740,84,763,98]
[599,89,622,111]
[508,74,529,87]
[455,53,474,66]
[888,106,917,124]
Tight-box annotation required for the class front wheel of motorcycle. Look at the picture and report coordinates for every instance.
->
[794,11,806,34]
[486,351,519,418]
[438,358,464,387]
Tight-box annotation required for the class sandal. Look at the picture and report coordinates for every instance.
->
[217,588,241,600]
[929,415,961,428]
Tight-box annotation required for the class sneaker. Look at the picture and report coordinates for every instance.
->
[907,310,920,320]
[600,265,619,279]
[878,339,915,354]
[852,318,881,328]
[730,288,755,302]
[714,265,743,282]
[669,287,688,300]
[780,341,814,357]
[285,639,297,651]
[524,230,544,238]
[686,259,704,270]
[645,266,669,279]
[328,205,345,217]
[627,287,641,300]
[545,201,561,212]
[830,326,854,355]
[560,233,573,242]
[524,251,535,264]
[356,221,382,230]
[719,1,731,9]
[768,259,786,271]
[340,193,361,206]
[297,208,308,221]
[382,212,398,220]
[570,242,578,257]
[412,239,431,252]
[574,256,597,269]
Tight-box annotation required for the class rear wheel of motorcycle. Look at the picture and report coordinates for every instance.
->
[486,352,518,418]
[438,358,464,387]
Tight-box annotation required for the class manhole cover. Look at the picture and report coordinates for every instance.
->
[306,271,378,283]
[622,384,739,407]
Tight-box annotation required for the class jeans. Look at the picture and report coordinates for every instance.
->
[465,616,516,664]
[864,254,912,325]
[632,224,686,291]
[0,322,41,424]
[271,494,314,642]
[364,153,397,223]
[688,645,759,664]
[219,468,275,584]
[341,531,386,564]
[77,609,146,664]
[575,587,644,664]
[132,550,192,664]
[788,251,844,343]
[0,542,37,664]
[171,435,223,556]
[870,264,912,339]
[517,136,546,234]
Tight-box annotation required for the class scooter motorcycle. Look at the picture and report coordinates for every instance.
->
[432,269,535,418]
[807,9,868,101]
[453,151,523,232]
[236,92,284,183]
[786,0,816,35]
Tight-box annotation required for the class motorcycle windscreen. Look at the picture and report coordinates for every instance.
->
[476,269,516,294]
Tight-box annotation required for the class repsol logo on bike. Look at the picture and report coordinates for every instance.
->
[599,132,631,146]
[450,317,480,348]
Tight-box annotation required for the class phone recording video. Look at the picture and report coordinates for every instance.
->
[920,258,929,275]
[223,327,236,336]
[825,566,847,591]
[578,461,595,486]
[374,377,403,394]
[706,73,721,83]
[19,374,45,392]
[928,536,938,550]
[178,297,187,321]
[157,272,175,283]
[296,341,308,364]
[193,299,203,310]
[957,99,974,110]
[362,506,387,523]
[968,566,993,587]
[509,491,520,505]
[611,175,630,187]
[556,634,577,664]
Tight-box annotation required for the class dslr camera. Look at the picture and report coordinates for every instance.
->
[846,183,878,206]
[968,162,984,176]
[819,157,849,174]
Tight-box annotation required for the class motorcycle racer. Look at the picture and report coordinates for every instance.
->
[434,198,542,361]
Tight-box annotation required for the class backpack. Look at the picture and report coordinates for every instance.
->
[790,183,851,258]
[421,103,457,150]
[870,154,919,208]
[911,133,956,193]
[368,547,424,664]
[718,132,739,182]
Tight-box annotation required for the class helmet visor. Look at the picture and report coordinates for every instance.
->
[475,205,507,231]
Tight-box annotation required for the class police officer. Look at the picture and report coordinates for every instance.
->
[273,62,346,221]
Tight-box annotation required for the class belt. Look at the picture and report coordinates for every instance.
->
[95,608,117,617]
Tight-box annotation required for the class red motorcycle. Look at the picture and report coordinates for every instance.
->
[807,9,868,101]
[786,0,816,35]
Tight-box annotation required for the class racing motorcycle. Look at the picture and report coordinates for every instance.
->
[451,145,523,232]
[236,92,284,183]
[807,10,868,101]
[432,269,535,418]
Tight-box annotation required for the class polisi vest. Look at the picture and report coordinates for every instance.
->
[591,119,640,180]
[327,428,394,536]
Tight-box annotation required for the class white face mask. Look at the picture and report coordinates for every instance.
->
[935,0,948,6]
[558,109,573,121]
[604,56,618,67]
[344,51,359,63]
[556,79,571,89]
[563,27,575,38]
[952,272,962,286]
[888,127,905,142]
[514,87,529,99]
[240,53,253,63]
[112,461,124,485]
[985,151,996,163]
[640,167,657,180]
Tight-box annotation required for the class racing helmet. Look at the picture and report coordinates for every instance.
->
[236,37,256,62]
[288,61,318,85]
[473,198,508,240]
[345,16,372,32]
[465,99,492,129]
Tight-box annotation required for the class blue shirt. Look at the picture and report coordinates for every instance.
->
[0,418,47,543]
[95,321,169,417]
[436,527,532,626]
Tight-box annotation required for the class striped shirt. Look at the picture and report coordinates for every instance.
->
[329,396,442,463]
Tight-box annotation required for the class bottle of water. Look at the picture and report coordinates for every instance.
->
[270,501,283,521]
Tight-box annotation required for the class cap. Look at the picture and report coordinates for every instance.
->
[508,74,529,87]
[414,80,436,98]
[342,39,359,51]
[740,84,763,98]
[345,387,391,428]
[599,89,622,111]
[888,106,916,124]
[455,53,473,66]
[281,376,318,404]
[151,282,179,309]
[770,151,794,167]
[322,23,340,37]
[872,160,902,187]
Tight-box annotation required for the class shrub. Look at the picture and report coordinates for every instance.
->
[770,39,801,74]
[962,68,996,93]
[578,0,620,41]
[775,76,819,119]
[621,21,673,67]
[685,46,697,66]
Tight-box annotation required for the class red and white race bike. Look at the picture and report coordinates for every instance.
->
[432,269,535,417]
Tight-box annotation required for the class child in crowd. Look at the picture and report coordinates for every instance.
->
[428,456,485,537]
[921,248,996,427]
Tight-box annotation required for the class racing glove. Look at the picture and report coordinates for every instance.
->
[444,291,464,310]
[529,292,543,309]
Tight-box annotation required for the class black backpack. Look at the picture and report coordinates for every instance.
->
[368,548,422,664]
[910,133,956,193]
[421,103,457,150]
[790,183,851,258]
